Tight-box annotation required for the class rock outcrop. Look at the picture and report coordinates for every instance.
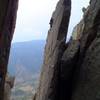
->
[71,0,100,100]
[0,0,18,99]
[72,20,84,40]
[35,0,100,100]
[0,0,100,100]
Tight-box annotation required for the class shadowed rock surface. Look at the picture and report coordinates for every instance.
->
[35,0,100,100]
[0,0,18,99]
[71,0,100,100]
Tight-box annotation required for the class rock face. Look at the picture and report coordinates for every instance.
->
[0,0,18,99]
[0,0,100,100]
[36,0,71,100]
[60,40,80,100]
[35,0,100,100]
[71,0,100,100]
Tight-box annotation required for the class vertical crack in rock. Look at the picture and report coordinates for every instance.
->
[0,0,18,99]
[36,0,71,100]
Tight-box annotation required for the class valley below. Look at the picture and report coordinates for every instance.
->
[8,40,45,100]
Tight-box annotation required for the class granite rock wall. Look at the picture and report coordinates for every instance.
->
[0,0,18,99]
[35,0,71,100]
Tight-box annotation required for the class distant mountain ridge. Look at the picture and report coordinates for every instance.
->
[8,40,45,75]
[8,40,45,99]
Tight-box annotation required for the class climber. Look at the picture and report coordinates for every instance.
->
[82,7,86,13]
[49,18,53,28]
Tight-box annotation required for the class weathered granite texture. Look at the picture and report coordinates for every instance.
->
[36,0,100,100]
[71,0,100,100]
[0,0,18,99]
[36,0,71,100]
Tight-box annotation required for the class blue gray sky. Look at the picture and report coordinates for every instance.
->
[12,0,90,43]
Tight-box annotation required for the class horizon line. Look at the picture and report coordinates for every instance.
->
[12,39,46,44]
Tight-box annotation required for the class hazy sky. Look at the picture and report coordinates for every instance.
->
[12,0,90,43]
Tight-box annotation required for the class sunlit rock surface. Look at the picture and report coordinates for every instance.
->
[35,0,71,100]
